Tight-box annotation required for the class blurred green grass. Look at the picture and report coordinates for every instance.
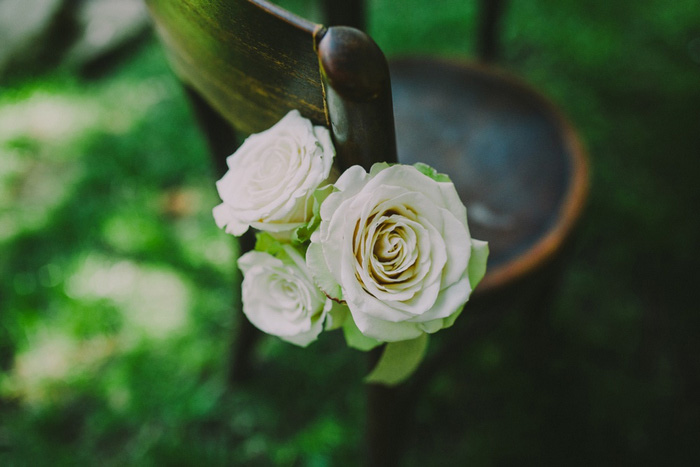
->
[2,0,700,465]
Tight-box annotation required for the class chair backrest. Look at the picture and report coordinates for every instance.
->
[145,0,397,170]
[145,0,325,134]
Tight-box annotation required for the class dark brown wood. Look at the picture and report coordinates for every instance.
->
[317,26,398,170]
[149,1,329,387]
[228,229,260,384]
[322,0,366,31]
[362,57,588,466]
[182,85,263,386]
[316,24,401,467]
[477,0,506,62]
[365,351,405,467]
[145,0,327,135]
[389,57,588,295]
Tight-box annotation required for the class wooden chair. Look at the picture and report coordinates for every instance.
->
[324,3,588,465]
[145,0,397,383]
[145,0,588,465]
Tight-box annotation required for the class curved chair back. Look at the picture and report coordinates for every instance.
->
[145,0,326,134]
[145,0,397,171]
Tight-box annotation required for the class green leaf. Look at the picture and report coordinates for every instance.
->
[254,232,306,263]
[254,232,285,255]
[292,184,334,245]
[325,301,350,330]
[365,333,429,386]
[413,162,451,183]
[342,315,382,351]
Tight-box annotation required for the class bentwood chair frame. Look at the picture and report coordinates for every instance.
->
[145,1,588,465]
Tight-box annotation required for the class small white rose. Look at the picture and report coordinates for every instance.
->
[307,163,488,343]
[213,110,335,236]
[238,245,333,347]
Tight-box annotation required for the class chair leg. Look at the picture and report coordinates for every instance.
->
[365,348,406,467]
[182,85,262,385]
[226,229,261,385]
[477,0,507,63]
[363,293,514,466]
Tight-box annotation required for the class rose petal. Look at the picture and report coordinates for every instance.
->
[433,207,471,286]
[238,249,328,347]
[214,110,335,236]
[308,163,488,344]
[213,203,249,236]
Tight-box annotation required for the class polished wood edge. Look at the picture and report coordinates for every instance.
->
[317,26,391,102]
[315,26,398,170]
[146,0,327,133]
[249,0,319,34]
[313,26,332,129]
[244,1,329,129]
[389,56,590,295]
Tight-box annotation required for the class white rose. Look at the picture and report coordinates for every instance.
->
[238,245,332,347]
[306,163,488,343]
[213,110,335,236]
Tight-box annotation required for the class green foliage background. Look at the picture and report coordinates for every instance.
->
[1,0,699,464]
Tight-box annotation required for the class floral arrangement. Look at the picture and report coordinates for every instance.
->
[213,110,488,385]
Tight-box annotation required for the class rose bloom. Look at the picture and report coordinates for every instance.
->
[307,163,488,342]
[238,246,333,347]
[213,110,335,236]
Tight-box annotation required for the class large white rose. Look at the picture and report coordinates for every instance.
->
[306,163,488,343]
[238,245,333,347]
[213,110,335,236]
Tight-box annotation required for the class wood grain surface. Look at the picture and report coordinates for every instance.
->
[145,0,326,135]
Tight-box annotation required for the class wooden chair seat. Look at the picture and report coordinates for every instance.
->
[390,57,587,295]
[360,60,589,467]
